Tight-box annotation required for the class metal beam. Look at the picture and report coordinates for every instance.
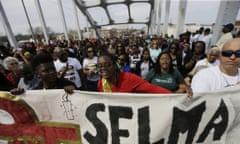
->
[156,0,163,35]
[163,0,171,35]
[74,0,101,38]
[149,9,156,35]
[176,0,187,38]
[21,0,36,43]
[73,0,82,40]
[34,0,49,44]
[100,0,114,24]
[74,0,154,38]
[57,0,69,41]
[0,0,18,48]
[211,0,240,45]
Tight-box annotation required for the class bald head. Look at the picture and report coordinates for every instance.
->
[53,47,68,62]
[222,38,240,52]
[207,48,219,63]
[219,38,240,75]
[53,47,64,57]
[53,46,62,53]
[207,47,219,55]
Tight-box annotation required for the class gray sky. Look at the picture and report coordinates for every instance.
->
[0,0,240,35]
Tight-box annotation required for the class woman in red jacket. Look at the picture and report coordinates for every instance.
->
[97,52,171,93]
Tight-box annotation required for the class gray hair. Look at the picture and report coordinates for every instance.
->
[3,56,19,70]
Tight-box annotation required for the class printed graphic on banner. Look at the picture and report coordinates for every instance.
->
[79,96,235,144]
[1,86,240,144]
[0,92,82,144]
[60,93,75,120]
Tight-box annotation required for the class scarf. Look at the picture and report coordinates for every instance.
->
[101,78,112,92]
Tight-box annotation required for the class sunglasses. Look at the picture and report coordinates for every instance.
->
[221,50,240,58]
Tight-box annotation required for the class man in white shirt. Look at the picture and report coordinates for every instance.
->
[199,28,212,53]
[216,23,234,50]
[191,38,240,92]
[53,47,86,90]
[188,47,220,76]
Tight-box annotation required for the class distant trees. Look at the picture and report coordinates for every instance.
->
[28,26,54,35]
[27,26,55,42]
[15,34,31,41]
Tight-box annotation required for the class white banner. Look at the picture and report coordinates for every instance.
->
[1,85,240,144]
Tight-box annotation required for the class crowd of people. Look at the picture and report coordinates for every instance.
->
[0,23,240,96]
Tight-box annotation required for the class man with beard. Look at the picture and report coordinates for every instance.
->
[53,47,86,90]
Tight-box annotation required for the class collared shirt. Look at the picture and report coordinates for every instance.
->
[216,32,233,50]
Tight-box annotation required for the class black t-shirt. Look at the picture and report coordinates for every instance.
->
[0,72,14,91]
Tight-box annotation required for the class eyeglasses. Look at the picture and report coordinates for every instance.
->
[97,63,113,68]
[221,50,240,58]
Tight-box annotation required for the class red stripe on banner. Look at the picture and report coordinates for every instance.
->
[0,97,81,144]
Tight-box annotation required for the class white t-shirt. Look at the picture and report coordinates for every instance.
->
[195,58,220,68]
[190,34,200,43]
[83,56,100,81]
[199,34,212,53]
[54,57,82,88]
[129,54,141,69]
[189,58,220,75]
[191,66,240,93]
[216,32,233,50]
[140,62,149,79]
